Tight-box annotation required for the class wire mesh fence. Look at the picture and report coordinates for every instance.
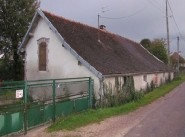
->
[0,77,93,136]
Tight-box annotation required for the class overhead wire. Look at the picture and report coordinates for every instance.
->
[100,5,147,20]
[146,0,165,14]
[167,0,185,42]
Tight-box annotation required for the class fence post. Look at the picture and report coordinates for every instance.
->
[88,77,92,108]
[24,81,28,135]
[52,80,56,122]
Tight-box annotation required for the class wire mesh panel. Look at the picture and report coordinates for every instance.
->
[27,80,53,102]
[55,78,90,117]
[27,80,53,128]
[55,79,89,100]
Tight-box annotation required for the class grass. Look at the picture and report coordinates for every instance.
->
[48,74,185,132]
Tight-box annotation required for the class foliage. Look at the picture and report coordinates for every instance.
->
[140,38,168,64]
[0,60,13,80]
[140,38,151,50]
[150,39,168,64]
[0,0,38,80]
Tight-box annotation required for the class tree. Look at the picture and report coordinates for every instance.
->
[0,0,38,80]
[140,38,151,50]
[150,39,168,64]
[140,38,168,64]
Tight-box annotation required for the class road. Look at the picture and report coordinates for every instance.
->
[124,82,185,137]
[22,82,185,137]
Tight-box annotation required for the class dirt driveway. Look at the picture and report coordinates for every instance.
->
[21,82,185,137]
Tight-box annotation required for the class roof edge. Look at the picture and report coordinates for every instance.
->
[18,10,40,52]
[102,70,173,78]
[19,9,103,79]
[139,43,165,64]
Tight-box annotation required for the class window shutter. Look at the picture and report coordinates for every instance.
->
[39,42,47,71]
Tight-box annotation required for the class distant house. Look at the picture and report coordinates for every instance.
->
[170,52,185,70]
[19,9,173,99]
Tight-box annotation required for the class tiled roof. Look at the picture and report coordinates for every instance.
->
[44,11,170,75]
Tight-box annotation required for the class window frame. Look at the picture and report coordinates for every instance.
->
[37,37,49,71]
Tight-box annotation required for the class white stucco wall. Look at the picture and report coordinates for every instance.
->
[104,72,174,92]
[25,18,100,97]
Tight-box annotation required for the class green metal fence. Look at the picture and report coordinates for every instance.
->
[0,77,93,136]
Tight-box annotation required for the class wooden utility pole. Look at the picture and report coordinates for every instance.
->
[166,0,170,65]
[177,36,180,72]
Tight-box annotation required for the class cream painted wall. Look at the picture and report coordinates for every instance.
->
[25,18,100,97]
[104,72,173,92]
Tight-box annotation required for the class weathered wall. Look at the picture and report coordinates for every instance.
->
[25,18,100,97]
[103,72,174,92]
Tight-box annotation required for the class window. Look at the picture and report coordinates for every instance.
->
[39,42,47,71]
[78,60,82,66]
[123,76,127,85]
[37,38,49,71]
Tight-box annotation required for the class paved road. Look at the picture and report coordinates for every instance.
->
[124,82,185,137]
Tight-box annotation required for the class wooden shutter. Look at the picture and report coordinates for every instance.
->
[39,42,47,71]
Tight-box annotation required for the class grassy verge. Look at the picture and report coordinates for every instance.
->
[48,74,185,132]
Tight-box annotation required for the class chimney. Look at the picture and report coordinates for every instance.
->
[99,25,106,30]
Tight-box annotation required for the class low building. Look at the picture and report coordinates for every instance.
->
[19,9,173,99]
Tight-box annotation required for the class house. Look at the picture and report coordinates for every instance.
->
[170,52,185,70]
[19,9,173,99]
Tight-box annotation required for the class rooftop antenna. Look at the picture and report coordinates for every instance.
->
[97,6,109,42]
[98,13,100,42]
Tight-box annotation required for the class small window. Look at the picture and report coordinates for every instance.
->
[39,42,47,71]
[78,61,82,66]
[123,76,127,85]
[115,77,119,87]
[143,75,147,82]
[37,38,49,71]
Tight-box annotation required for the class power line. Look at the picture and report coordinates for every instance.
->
[167,0,185,42]
[100,6,146,20]
[146,0,165,14]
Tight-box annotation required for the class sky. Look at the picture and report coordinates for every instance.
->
[40,0,185,57]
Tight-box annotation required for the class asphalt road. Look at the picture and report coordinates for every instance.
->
[124,82,185,137]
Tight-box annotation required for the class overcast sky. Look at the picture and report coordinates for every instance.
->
[40,0,185,57]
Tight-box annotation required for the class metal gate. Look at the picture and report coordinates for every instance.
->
[0,77,93,136]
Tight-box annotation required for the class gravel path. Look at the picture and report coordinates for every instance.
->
[20,82,185,137]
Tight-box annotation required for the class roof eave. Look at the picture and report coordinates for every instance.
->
[102,70,173,78]
[18,10,41,52]
[22,9,103,79]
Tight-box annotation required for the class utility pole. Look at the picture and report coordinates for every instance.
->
[166,0,170,65]
[98,13,100,42]
[177,36,180,72]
